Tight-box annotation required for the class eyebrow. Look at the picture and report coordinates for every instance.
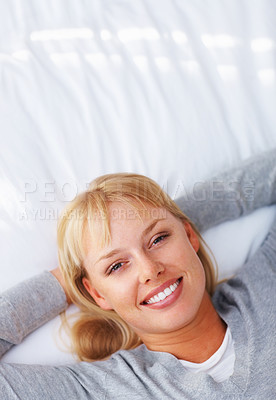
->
[95,218,166,265]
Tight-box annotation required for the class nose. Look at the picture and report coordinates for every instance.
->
[137,252,165,284]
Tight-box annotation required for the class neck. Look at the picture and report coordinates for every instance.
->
[139,291,226,363]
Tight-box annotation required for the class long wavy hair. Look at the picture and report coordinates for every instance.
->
[57,173,217,362]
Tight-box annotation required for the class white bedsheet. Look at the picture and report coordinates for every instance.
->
[1,0,276,364]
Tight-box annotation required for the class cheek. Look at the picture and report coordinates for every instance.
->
[173,239,199,268]
[196,264,206,292]
[189,256,206,286]
[110,289,141,329]
[175,243,206,287]
[187,259,206,305]
[104,277,138,310]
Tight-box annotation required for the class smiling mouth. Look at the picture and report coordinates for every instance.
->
[141,277,183,305]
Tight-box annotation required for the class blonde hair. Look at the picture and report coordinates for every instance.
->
[57,173,217,362]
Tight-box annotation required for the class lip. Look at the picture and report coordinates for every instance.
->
[140,277,183,310]
[140,277,182,304]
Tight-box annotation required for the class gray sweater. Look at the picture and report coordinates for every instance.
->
[1,150,276,399]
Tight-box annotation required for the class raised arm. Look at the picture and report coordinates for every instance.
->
[0,271,68,358]
[176,149,276,232]
[0,274,108,399]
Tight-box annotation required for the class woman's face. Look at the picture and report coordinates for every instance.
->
[82,201,206,337]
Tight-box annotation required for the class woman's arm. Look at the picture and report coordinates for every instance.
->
[0,275,108,400]
[176,149,276,232]
[50,267,72,304]
[0,271,68,359]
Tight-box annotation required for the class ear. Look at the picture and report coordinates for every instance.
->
[82,277,113,310]
[184,222,200,252]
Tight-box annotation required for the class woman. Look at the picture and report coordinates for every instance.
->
[0,150,275,399]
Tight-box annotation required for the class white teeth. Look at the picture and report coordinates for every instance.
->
[164,288,172,296]
[158,292,166,301]
[144,278,181,304]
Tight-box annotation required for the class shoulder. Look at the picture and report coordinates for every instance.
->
[213,240,276,326]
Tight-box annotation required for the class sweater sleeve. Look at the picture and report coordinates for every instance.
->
[0,361,107,400]
[176,149,276,232]
[0,271,68,358]
[0,275,109,400]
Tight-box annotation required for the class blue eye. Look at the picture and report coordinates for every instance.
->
[109,262,123,274]
[152,234,168,246]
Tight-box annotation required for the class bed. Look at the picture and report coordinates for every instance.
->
[1,0,276,365]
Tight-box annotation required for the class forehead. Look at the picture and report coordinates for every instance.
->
[82,201,172,259]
